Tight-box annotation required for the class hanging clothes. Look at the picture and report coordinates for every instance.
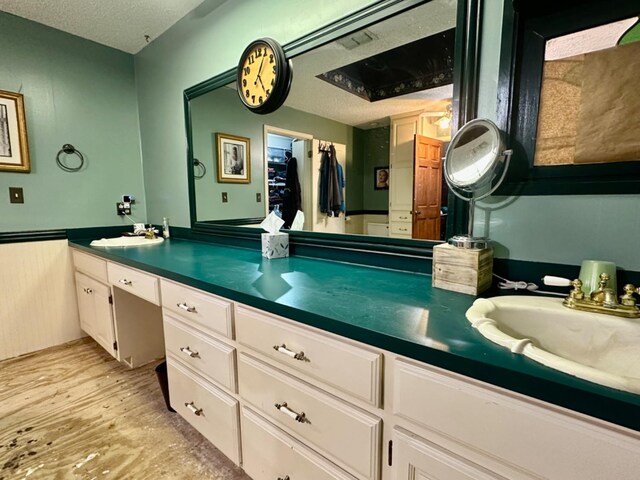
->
[282,157,301,229]
[319,144,343,216]
[336,161,346,213]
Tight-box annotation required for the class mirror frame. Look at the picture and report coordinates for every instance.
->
[184,0,483,266]
[496,0,640,196]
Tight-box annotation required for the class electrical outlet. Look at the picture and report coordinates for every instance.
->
[122,194,135,204]
[9,187,24,204]
[256,193,261,202]
[222,192,228,203]
[116,202,131,215]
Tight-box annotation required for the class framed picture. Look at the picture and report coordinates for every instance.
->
[0,90,30,173]
[216,132,251,183]
[374,166,389,190]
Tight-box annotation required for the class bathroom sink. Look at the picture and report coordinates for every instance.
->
[90,236,164,247]
[466,296,640,394]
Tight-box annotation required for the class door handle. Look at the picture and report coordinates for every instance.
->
[274,402,309,424]
[177,302,197,313]
[185,402,203,416]
[273,344,309,362]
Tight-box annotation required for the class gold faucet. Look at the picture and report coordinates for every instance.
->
[563,273,640,318]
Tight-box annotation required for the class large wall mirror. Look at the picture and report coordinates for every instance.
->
[186,0,481,256]
[497,0,640,195]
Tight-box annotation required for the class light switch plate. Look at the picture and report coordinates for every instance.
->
[9,187,24,204]
[222,192,228,203]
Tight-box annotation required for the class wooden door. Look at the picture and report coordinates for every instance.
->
[412,134,443,240]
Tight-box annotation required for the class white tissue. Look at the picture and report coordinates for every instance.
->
[260,211,285,234]
[290,210,305,230]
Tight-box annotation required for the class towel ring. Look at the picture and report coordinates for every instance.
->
[193,158,206,179]
[56,144,85,172]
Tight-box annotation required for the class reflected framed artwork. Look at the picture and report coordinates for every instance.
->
[374,167,389,190]
[216,132,251,183]
[0,90,30,173]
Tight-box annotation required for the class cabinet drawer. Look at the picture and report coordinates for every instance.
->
[160,279,233,339]
[390,211,412,223]
[390,222,412,236]
[107,262,160,305]
[242,407,357,480]
[239,353,381,480]
[393,427,505,480]
[167,359,241,465]
[164,313,236,392]
[393,359,640,480]
[236,306,382,406]
[72,249,108,283]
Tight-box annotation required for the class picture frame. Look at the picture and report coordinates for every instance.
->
[0,90,30,173]
[216,132,251,183]
[374,166,389,190]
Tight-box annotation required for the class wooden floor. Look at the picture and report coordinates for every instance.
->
[0,338,250,480]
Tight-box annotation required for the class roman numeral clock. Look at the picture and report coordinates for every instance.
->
[237,38,292,114]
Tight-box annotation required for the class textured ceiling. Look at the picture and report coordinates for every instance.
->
[0,0,210,53]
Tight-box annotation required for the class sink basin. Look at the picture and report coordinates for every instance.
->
[466,296,640,394]
[90,236,164,247]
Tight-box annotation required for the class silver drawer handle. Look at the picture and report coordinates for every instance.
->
[177,302,197,313]
[180,346,200,358]
[185,402,203,416]
[83,287,93,294]
[119,278,133,286]
[278,476,290,480]
[273,344,309,362]
[274,402,309,424]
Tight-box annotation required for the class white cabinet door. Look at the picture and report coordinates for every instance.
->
[75,272,116,357]
[393,427,505,480]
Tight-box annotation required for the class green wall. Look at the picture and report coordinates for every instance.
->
[134,0,377,227]
[0,13,145,231]
[191,86,356,221]
[475,0,640,271]
[361,126,390,211]
[136,0,640,271]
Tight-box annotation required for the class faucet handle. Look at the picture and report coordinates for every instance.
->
[569,279,585,300]
[620,284,639,307]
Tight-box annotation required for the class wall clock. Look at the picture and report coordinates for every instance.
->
[237,38,292,114]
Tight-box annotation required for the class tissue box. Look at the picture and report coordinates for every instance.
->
[261,232,289,259]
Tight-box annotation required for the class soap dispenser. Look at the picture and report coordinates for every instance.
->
[162,217,170,239]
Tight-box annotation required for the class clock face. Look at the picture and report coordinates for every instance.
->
[237,38,291,114]
[239,41,277,108]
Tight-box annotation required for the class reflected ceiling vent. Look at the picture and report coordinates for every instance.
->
[336,29,378,50]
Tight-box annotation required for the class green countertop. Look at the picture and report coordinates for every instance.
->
[69,237,640,431]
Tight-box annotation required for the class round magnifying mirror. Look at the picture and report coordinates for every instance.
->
[443,118,512,249]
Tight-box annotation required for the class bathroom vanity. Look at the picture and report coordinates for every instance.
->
[69,238,640,480]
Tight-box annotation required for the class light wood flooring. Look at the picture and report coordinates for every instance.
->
[0,338,250,480]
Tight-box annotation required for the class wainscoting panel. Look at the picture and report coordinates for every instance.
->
[0,240,82,360]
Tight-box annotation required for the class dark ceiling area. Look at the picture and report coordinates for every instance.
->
[317,28,455,102]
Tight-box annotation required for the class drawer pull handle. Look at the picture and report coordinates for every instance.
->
[274,402,309,424]
[278,476,290,480]
[184,402,203,416]
[119,278,133,286]
[83,287,93,294]
[273,344,309,362]
[180,346,200,358]
[399,216,408,220]
[177,302,197,313]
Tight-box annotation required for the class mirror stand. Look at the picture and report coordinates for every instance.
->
[443,118,512,250]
